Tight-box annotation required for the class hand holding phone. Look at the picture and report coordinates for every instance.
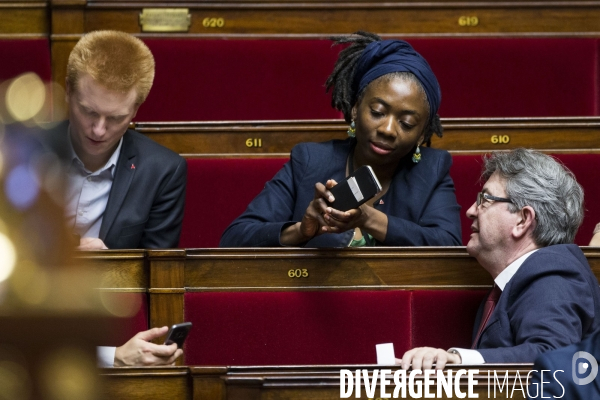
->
[326,166,382,211]
[164,322,192,348]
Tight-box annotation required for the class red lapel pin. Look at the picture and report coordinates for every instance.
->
[131,163,136,170]
[379,199,384,205]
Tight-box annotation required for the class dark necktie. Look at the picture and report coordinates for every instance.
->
[471,285,502,349]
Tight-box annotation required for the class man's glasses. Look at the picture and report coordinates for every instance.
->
[476,192,513,207]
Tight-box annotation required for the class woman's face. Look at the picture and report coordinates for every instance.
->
[352,76,428,168]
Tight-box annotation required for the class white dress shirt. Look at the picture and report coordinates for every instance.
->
[65,131,123,240]
[64,129,123,367]
[97,346,116,367]
[449,249,539,364]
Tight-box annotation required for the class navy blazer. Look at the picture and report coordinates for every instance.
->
[220,138,462,247]
[476,244,600,363]
[46,121,187,249]
[529,329,600,399]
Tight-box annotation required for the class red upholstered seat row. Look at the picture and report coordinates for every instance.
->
[182,153,599,248]
[183,289,487,366]
[181,158,288,248]
[103,287,485,365]
[1,38,596,119]
[138,38,599,121]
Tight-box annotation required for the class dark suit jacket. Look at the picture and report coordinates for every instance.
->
[476,244,600,363]
[46,121,187,249]
[529,329,600,399]
[220,138,462,247]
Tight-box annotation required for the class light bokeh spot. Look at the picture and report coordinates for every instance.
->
[10,260,49,306]
[0,233,16,282]
[41,348,98,400]
[5,164,39,210]
[99,289,143,318]
[6,73,46,122]
[0,347,31,400]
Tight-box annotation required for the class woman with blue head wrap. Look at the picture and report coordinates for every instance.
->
[220,32,461,248]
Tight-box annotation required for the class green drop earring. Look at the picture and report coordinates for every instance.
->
[347,121,356,137]
[412,145,421,164]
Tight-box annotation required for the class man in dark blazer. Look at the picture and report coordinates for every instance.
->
[399,148,600,370]
[47,120,186,249]
[50,30,186,367]
[50,30,186,250]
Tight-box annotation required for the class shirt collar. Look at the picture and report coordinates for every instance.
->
[494,249,539,291]
[67,124,123,176]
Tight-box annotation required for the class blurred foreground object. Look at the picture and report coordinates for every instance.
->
[0,73,135,400]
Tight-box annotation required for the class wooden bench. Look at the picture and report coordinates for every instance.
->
[82,248,600,366]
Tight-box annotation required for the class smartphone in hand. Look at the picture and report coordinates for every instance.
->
[326,165,382,211]
[164,322,192,348]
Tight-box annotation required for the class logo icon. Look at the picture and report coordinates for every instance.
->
[572,351,598,385]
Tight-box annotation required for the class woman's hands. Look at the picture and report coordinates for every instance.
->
[280,179,388,245]
[280,179,338,245]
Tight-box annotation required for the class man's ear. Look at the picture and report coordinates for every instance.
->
[513,205,536,239]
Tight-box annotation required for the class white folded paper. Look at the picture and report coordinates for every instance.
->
[376,343,396,366]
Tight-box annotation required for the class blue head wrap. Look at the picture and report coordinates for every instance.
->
[351,40,441,127]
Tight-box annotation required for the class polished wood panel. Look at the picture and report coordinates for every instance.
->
[0,1,48,36]
[135,117,600,156]
[85,247,600,292]
[55,1,600,36]
[75,249,147,291]
[147,250,186,362]
[183,247,491,290]
[101,367,192,400]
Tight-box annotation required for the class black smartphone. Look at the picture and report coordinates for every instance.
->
[164,322,192,348]
[326,165,382,211]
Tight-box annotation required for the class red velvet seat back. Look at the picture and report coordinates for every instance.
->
[552,154,599,245]
[449,156,485,245]
[139,39,342,122]
[184,290,411,365]
[411,290,487,349]
[183,289,489,365]
[136,38,597,121]
[0,39,51,82]
[180,158,288,248]
[409,38,598,118]
[183,153,599,248]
